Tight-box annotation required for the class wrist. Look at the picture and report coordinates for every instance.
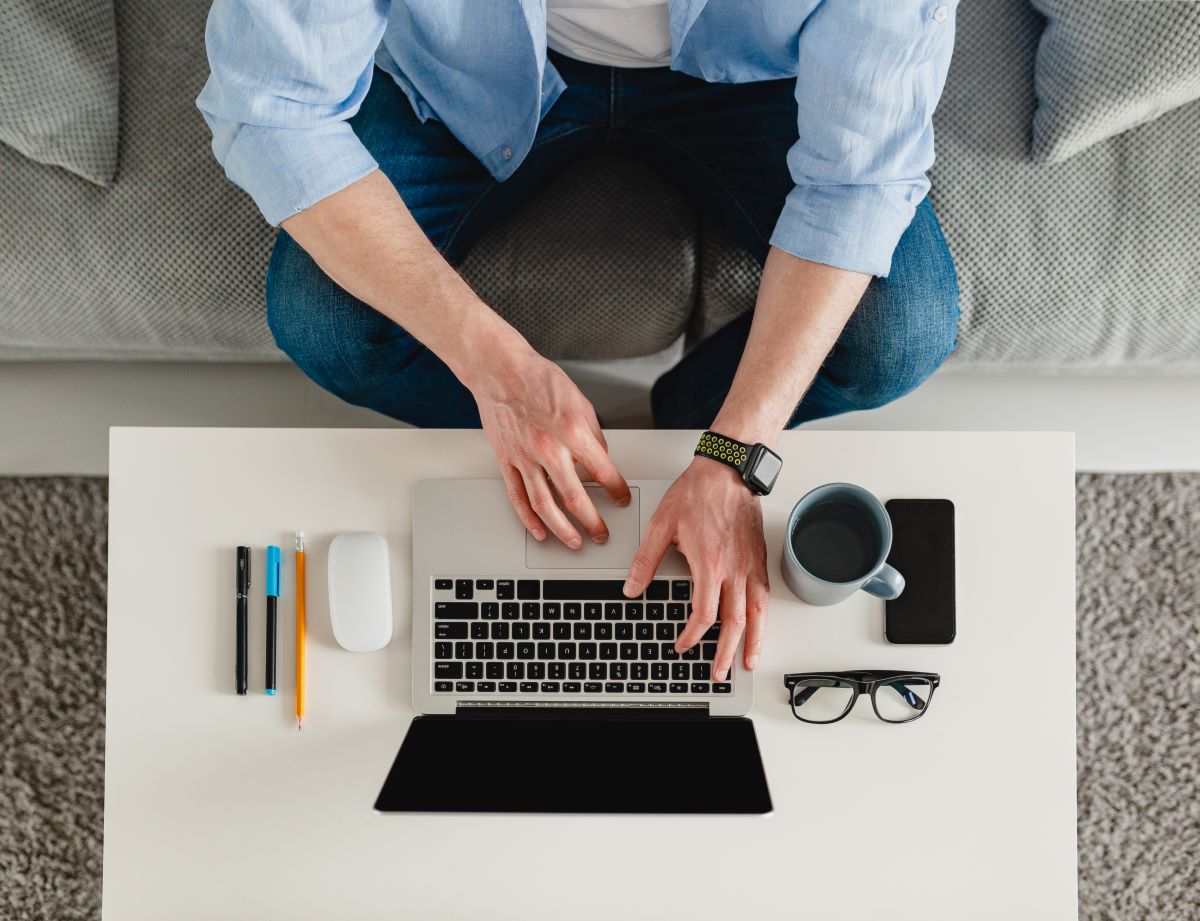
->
[450,314,539,395]
[708,411,783,450]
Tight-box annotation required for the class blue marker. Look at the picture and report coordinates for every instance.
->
[265,546,281,696]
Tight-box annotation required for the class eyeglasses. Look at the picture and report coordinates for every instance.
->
[783,670,941,724]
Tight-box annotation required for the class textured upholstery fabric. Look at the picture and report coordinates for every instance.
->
[696,0,1200,373]
[1030,0,1200,164]
[0,0,120,186]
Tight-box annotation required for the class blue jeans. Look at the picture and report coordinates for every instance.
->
[267,54,959,429]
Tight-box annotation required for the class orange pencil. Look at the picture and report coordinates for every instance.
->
[295,531,307,730]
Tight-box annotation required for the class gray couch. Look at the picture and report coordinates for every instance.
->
[2,0,1198,370]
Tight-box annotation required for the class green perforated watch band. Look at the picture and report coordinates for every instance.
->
[694,431,750,474]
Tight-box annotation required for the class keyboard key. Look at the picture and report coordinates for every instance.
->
[490,622,510,640]
[605,682,625,693]
[682,645,700,661]
[507,662,524,680]
[486,662,503,679]
[497,642,515,660]
[627,682,646,693]
[646,581,670,600]
[434,642,452,659]
[564,603,582,620]
[498,682,517,693]
[584,603,602,621]
[669,682,688,693]
[568,663,586,680]
[604,603,623,620]
[589,663,607,680]
[557,642,577,660]
[481,602,500,620]
[625,603,643,620]
[528,662,545,680]
[434,579,453,590]
[671,580,691,600]
[584,682,603,693]
[471,622,489,639]
[496,580,515,600]
[646,603,665,621]
[667,603,687,621]
[648,682,667,693]
[454,641,473,658]
[435,663,462,679]
[661,644,680,661]
[713,683,732,694]
[541,682,560,693]
[436,622,468,639]
[615,623,633,640]
[455,579,474,600]
[517,580,540,600]
[533,623,550,640]
[672,663,690,681]
[631,663,648,680]
[635,623,653,641]
[466,662,483,679]
[692,662,711,681]
[512,623,531,640]
[563,682,582,693]
[595,623,613,641]
[434,681,453,692]
[599,643,618,660]
[651,663,669,681]
[537,642,555,659]
[477,681,497,692]
[456,681,475,693]
[522,603,540,620]
[543,603,561,620]
[619,643,638,660]
[656,624,676,641]
[475,579,494,591]
[517,642,535,660]
[553,623,571,640]
[610,662,627,680]
[435,602,478,620]
[691,683,710,694]
[702,625,721,642]
[501,602,519,620]
[573,623,592,640]
[548,662,565,680]
[544,580,629,601]
[519,682,538,693]
[640,643,658,660]
[579,643,598,660]
[701,642,718,660]
[475,642,494,659]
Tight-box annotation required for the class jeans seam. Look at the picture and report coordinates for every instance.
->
[623,123,772,251]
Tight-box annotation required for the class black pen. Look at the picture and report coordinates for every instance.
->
[265,546,281,696]
[236,546,250,695]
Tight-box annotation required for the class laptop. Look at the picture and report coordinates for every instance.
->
[374,478,772,814]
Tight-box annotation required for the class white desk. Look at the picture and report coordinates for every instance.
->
[104,429,1077,919]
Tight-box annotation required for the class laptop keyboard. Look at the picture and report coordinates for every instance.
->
[430,578,732,697]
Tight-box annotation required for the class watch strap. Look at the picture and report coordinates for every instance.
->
[694,431,750,475]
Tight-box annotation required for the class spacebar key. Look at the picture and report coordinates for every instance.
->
[543,580,629,601]
[434,602,479,619]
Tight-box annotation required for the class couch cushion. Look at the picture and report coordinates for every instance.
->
[0,0,120,186]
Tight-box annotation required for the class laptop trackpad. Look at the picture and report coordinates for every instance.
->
[525,485,641,569]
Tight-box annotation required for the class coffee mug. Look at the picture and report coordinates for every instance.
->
[782,483,905,605]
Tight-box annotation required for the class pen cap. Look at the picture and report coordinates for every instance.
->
[236,546,250,592]
[266,545,281,597]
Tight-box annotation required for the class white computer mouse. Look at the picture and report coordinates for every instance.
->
[328,531,394,652]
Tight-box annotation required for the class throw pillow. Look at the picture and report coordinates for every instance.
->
[1030,0,1200,163]
[0,0,120,186]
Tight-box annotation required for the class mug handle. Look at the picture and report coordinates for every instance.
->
[863,563,905,600]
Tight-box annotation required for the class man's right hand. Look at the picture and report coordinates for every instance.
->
[466,346,631,548]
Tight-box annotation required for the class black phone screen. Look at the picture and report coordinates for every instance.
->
[884,499,955,644]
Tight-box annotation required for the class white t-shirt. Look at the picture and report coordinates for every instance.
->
[546,0,672,68]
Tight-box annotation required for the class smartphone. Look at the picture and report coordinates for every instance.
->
[884,499,955,644]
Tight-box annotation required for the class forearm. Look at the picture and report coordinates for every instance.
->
[712,247,869,447]
[279,169,532,389]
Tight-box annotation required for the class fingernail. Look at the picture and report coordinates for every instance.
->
[622,579,638,596]
[533,529,546,541]
[617,495,631,507]
[594,533,608,545]
[568,537,582,550]
[747,655,759,670]
[718,667,729,681]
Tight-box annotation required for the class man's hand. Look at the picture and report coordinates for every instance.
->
[622,457,769,679]
[468,346,631,548]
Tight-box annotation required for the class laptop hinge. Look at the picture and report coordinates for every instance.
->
[454,702,709,720]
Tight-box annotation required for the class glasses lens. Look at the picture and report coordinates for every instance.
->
[790,678,855,722]
[873,677,934,722]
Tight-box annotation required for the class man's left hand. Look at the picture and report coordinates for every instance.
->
[622,458,770,681]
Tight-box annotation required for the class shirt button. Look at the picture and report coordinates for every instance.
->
[502,146,513,161]
[933,5,948,22]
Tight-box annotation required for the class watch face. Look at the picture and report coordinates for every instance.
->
[748,448,782,493]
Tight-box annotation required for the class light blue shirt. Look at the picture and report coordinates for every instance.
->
[197,0,956,277]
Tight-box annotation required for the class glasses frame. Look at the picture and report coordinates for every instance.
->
[782,670,941,724]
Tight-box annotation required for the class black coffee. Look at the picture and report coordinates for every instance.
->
[790,499,881,583]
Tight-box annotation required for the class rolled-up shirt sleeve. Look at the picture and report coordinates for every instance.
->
[196,0,387,226]
[770,0,956,277]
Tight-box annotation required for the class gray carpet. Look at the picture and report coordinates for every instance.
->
[0,474,1197,919]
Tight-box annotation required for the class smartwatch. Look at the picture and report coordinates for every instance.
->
[694,431,783,496]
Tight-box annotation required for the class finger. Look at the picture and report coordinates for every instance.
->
[576,439,631,508]
[521,464,583,549]
[500,464,545,541]
[676,562,719,653]
[712,578,747,683]
[623,521,672,597]
[742,572,770,671]
[544,456,610,544]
